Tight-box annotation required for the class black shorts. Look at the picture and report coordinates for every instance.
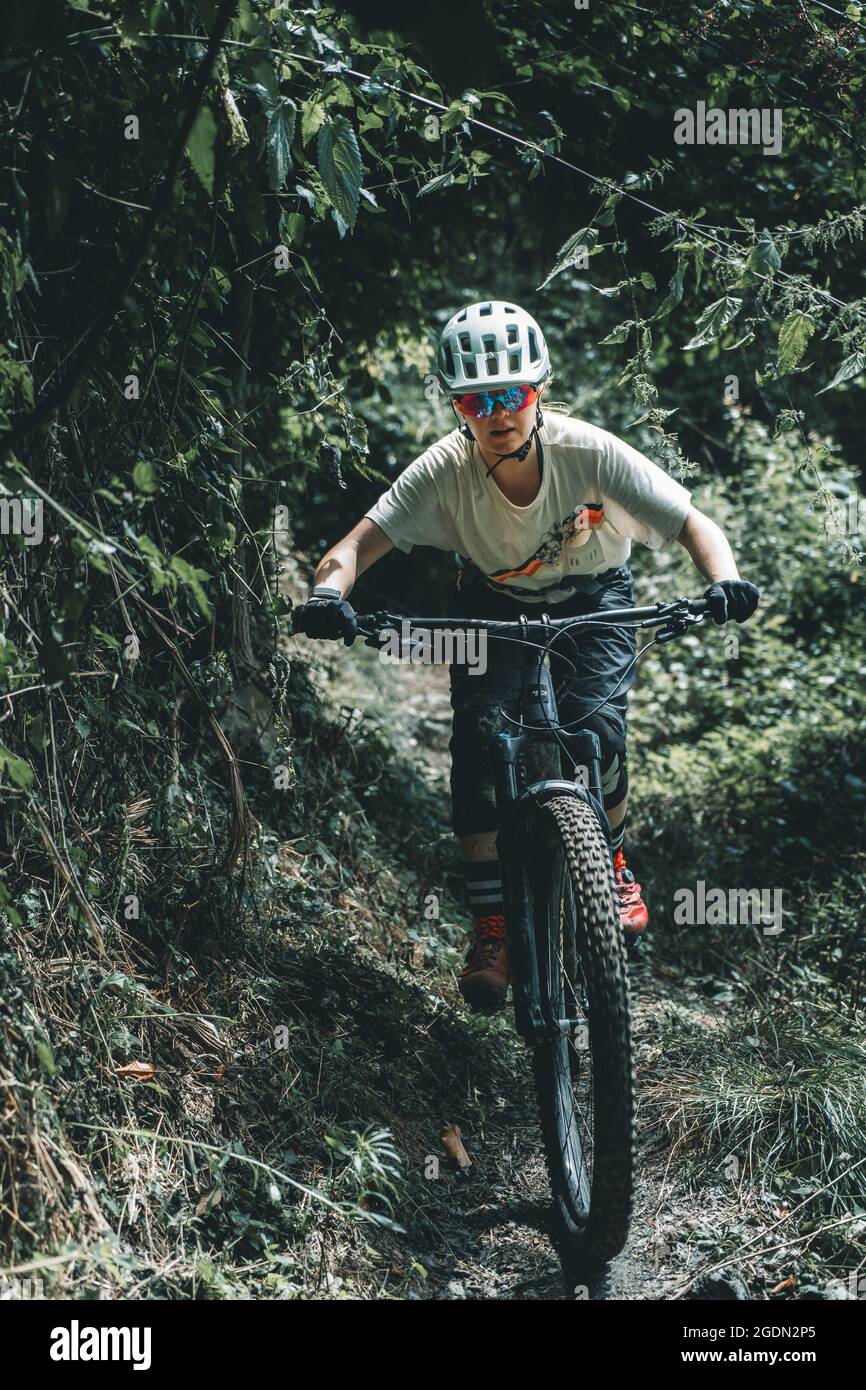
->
[448,565,636,837]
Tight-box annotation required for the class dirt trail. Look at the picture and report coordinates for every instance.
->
[334,649,745,1301]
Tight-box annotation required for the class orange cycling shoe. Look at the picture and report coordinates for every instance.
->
[458,915,509,1013]
[613,848,648,937]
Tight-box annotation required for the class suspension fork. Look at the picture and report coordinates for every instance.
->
[558,728,613,858]
[524,654,613,858]
[491,729,545,1040]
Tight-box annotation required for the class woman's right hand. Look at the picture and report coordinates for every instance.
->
[292,591,358,646]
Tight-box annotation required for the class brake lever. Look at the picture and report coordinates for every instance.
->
[657,611,706,644]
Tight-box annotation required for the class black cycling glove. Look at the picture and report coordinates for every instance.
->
[293,587,358,646]
[703,579,760,626]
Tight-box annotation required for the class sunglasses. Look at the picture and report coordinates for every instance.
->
[452,384,539,418]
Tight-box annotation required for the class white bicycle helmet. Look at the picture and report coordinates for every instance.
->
[436,300,551,394]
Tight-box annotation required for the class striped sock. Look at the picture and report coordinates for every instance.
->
[609,814,627,856]
[463,860,505,929]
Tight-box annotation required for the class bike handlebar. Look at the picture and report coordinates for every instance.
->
[351,596,708,641]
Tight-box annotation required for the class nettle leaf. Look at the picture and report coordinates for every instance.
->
[777,311,816,373]
[745,231,782,281]
[418,171,455,197]
[816,350,866,394]
[132,460,158,496]
[301,99,327,145]
[598,321,634,346]
[594,278,635,298]
[169,556,213,621]
[137,534,170,595]
[267,102,296,192]
[682,296,743,351]
[0,740,33,789]
[651,254,686,321]
[187,107,217,196]
[440,100,472,133]
[281,210,305,245]
[317,115,363,233]
[538,228,598,290]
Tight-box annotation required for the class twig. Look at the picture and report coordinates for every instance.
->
[0,0,237,465]
[670,1153,866,1298]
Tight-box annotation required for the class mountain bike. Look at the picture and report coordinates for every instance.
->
[296,595,708,1271]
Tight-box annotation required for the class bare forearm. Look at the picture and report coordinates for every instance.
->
[311,518,393,599]
[677,506,740,584]
[313,545,358,598]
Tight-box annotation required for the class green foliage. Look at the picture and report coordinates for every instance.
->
[2,0,866,1299]
[648,1002,866,1204]
[777,312,816,374]
[187,106,218,195]
[317,115,363,234]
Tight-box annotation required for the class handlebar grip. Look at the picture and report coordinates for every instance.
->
[688,599,709,615]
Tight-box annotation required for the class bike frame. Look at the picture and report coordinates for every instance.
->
[352,597,708,1047]
[493,657,609,1047]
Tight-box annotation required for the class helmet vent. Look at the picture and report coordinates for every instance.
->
[436,301,549,392]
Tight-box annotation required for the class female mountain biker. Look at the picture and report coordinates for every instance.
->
[293,301,760,1012]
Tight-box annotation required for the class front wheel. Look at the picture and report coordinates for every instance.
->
[528,794,634,1271]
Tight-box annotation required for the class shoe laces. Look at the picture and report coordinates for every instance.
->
[468,914,506,966]
[613,850,642,903]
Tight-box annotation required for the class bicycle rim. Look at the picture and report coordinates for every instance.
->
[529,796,634,1267]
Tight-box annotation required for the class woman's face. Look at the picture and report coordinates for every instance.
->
[456,386,543,457]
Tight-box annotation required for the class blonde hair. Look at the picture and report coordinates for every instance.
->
[540,373,572,417]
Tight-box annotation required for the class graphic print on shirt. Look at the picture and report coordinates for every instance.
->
[486,502,605,584]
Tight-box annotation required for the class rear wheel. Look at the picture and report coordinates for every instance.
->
[527,794,634,1271]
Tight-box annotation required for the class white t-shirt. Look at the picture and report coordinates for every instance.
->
[365,411,691,604]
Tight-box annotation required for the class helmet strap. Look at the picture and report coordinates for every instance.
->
[483,425,538,475]
[449,401,474,439]
[451,399,545,472]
